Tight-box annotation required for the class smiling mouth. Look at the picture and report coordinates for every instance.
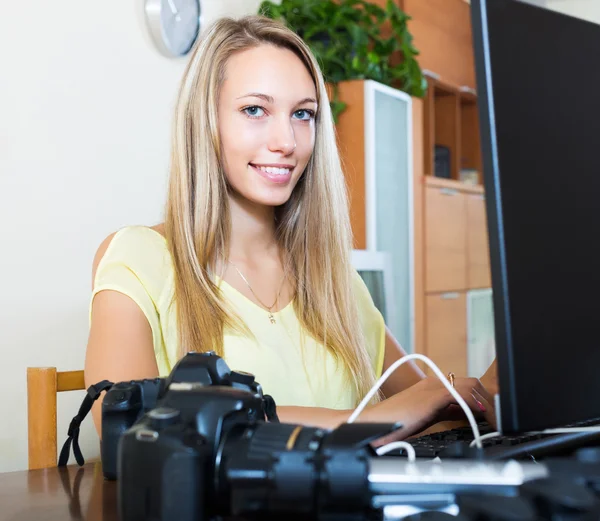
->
[249,163,293,176]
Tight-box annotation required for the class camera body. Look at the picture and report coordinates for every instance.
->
[101,351,263,480]
[118,384,266,521]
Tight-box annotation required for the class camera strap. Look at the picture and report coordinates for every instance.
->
[58,380,113,467]
[58,381,280,467]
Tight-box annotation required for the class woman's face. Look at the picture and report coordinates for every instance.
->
[218,44,317,208]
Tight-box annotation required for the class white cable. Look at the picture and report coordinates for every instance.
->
[347,353,484,449]
[469,431,500,447]
[375,441,417,462]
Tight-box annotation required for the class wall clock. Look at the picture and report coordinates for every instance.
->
[145,0,201,58]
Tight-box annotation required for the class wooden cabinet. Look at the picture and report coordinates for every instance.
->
[334,81,491,367]
[331,1,493,374]
[467,193,492,289]
[396,0,493,376]
[425,177,489,293]
[425,182,467,293]
[334,79,417,353]
[423,179,492,377]
[333,80,367,250]
[425,292,468,377]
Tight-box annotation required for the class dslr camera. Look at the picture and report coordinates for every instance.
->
[100,351,272,480]
[118,381,400,521]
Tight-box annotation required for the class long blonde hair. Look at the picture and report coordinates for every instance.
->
[164,15,378,404]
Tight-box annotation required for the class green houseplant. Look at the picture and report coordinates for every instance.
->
[259,0,427,121]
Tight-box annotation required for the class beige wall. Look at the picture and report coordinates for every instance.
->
[0,0,277,473]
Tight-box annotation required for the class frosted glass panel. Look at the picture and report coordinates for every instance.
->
[373,88,412,352]
[467,289,496,377]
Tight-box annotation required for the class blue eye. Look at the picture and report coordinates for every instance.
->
[293,109,314,121]
[243,106,265,118]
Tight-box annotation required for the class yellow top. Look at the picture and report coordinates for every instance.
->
[91,226,386,409]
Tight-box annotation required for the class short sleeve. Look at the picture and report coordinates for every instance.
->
[351,270,386,378]
[89,227,170,369]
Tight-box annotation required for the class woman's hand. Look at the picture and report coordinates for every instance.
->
[357,375,496,444]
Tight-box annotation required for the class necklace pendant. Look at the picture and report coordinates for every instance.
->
[269,313,276,324]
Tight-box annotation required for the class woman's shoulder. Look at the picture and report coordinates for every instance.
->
[113,224,168,251]
[92,224,173,289]
[350,268,371,301]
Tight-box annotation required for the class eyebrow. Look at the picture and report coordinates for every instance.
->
[237,93,318,105]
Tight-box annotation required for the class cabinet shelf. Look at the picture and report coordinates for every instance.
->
[424,75,483,186]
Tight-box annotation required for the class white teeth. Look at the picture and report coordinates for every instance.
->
[256,165,291,176]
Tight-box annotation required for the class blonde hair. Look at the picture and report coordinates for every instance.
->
[164,15,378,404]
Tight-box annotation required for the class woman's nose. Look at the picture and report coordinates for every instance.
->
[268,115,296,155]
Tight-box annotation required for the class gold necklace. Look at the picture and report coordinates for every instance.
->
[227,260,288,324]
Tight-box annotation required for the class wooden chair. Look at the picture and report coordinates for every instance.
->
[27,367,85,469]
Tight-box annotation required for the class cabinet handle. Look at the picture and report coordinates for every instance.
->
[440,188,459,196]
[441,292,460,300]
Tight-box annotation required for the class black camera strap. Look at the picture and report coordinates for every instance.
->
[58,380,280,467]
[58,380,113,467]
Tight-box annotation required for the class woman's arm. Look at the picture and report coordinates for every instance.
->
[379,326,426,398]
[85,291,160,437]
[276,407,350,429]
[84,235,159,438]
[276,372,496,442]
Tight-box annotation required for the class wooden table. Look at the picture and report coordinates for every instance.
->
[0,463,117,521]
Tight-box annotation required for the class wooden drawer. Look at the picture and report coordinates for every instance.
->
[467,193,492,289]
[425,185,467,292]
[425,292,468,377]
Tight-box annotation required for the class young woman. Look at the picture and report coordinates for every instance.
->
[85,15,497,441]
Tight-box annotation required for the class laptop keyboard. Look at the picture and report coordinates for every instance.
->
[404,423,543,458]
[388,420,600,460]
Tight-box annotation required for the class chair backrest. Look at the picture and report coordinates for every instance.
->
[27,367,85,469]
